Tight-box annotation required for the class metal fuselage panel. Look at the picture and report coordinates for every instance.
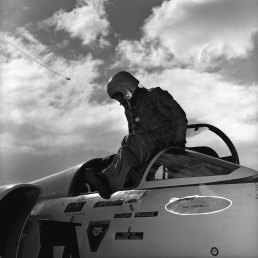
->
[19,182,258,258]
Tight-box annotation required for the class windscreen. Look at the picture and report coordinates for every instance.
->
[146,149,239,181]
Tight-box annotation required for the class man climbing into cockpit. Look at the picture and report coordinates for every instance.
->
[84,71,188,199]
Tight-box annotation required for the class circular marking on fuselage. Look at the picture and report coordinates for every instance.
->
[211,247,219,256]
[165,195,232,215]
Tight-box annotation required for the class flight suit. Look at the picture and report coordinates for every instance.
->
[103,86,188,192]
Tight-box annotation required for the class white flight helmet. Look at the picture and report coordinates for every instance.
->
[107,71,139,100]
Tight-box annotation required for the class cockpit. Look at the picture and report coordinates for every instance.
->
[69,124,240,196]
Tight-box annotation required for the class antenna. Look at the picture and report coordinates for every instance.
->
[0,38,71,80]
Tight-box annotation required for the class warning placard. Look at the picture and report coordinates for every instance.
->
[87,221,110,252]
[64,201,86,213]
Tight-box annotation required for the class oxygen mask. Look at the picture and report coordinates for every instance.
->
[112,92,130,109]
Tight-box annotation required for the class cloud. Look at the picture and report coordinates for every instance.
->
[218,32,258,84]
[0,30,125,157]
[0,29,128,183]
[146,0,258,60]
[115,39,176,70]
[39,0,110,47]
[116,0,258,69]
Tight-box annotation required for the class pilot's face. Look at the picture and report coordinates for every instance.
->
[112,92,129,109]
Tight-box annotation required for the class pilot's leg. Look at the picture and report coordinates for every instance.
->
[84,132,173,199]
[102,133,166,193]
[83,154,116,199]
[83,168,113,199]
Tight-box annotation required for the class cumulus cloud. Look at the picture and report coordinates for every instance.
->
[116,0,258,68]
[40,0,110,47]
[0,30,125,160]
[115,39,176,69]
[146,0,258,60]
[0,29,128,183]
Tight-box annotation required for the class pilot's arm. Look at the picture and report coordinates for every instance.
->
[150,87,188,146]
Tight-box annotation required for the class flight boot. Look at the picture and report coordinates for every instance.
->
[84,168,113,199]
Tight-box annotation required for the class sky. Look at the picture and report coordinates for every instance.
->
[0,0,258,185]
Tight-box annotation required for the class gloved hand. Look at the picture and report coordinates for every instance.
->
[174,139,186,148]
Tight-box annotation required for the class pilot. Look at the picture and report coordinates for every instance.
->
[84,71,188,199]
